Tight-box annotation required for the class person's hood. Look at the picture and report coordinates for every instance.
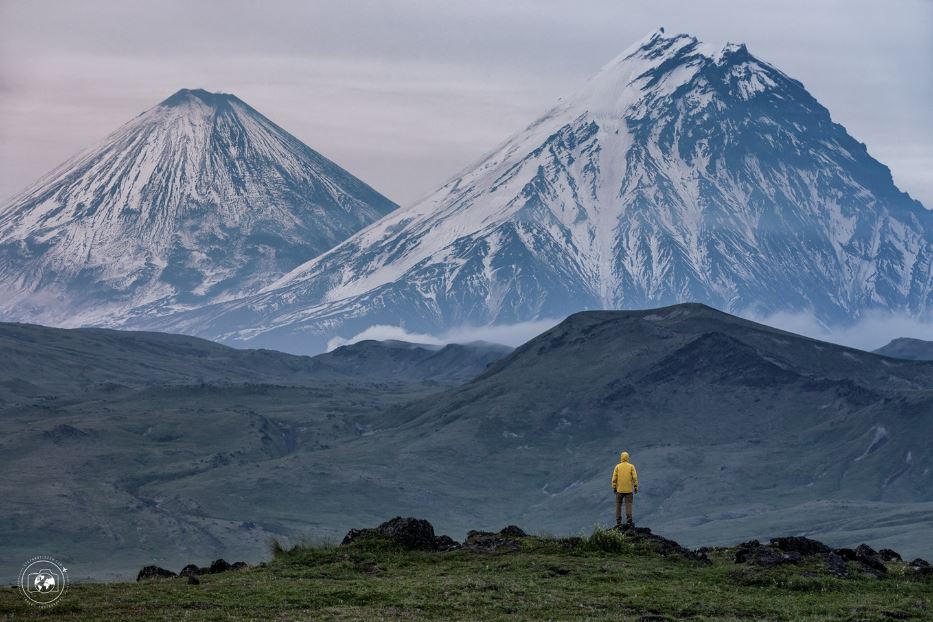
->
[620,452,629,462]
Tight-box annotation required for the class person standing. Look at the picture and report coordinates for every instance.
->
[611,451,639,527]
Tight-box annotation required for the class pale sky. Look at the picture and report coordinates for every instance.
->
[1,0,931,207]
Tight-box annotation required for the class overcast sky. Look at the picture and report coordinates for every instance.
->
[1,0,931,208]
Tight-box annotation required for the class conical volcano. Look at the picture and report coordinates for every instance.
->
[0,88,397,326]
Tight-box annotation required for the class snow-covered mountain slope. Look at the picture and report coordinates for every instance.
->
[166,30,930,353]
[0,89,397,326]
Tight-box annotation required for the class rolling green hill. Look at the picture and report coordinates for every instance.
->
[1,305,931,584]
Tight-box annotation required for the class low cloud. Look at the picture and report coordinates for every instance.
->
[327,310,933,353]
[746,310,933,352]
[325,318,561,351]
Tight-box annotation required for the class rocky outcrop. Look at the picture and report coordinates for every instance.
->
[136,566,176,581]
[769,536,832,557]
[615,525,711,564]
[729,537,914,580]
[854,545,888,577]
[733,540,797,567]
[180,564,206,578]
[342,516,461,551]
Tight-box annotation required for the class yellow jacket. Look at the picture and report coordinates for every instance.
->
[611,452,638,493]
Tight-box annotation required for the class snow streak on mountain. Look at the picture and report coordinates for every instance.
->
[0,89,397,326]
[166,30,930,353]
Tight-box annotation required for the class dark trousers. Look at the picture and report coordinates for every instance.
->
[615,492,633,523]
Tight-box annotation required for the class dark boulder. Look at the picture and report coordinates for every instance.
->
[187,575,200,585]
[909,559,932,576]
[136,565,176,581]
[499,525,528,538]
[209,559,232,574]
[464,530,521,553]
[823,552,850,578]
[378,517,437,550]
[342,517,460,551]
[855,544,878,557]
[434,535,462,551]
[615,525,710,564]
[835,548,858,561]
[734,540,796,567]
[878,548,902,562]
[770,536,832,557]
[179,564,203,578]
[341,528,370,545]
[231,561,249,570]
[854,545,887,577]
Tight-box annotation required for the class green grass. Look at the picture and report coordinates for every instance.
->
[1,530,929,621]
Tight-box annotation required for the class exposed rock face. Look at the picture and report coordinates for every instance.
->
[136,565,177,581]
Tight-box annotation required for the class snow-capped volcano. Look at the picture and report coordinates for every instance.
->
[146,32,933,352]
[0,88,397,326]
[161,30,932,353]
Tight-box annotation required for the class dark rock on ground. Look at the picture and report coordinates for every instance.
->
[909,559,932,576]
[464,530,521,553]
[616,524,710,564]
[231,561,249,570]
[823,552,850,578]
[136,565,176,581]
[734,540,794,567]
[879,548,902,562]
[854,544,888,576]
[187,575,200,585]
[770,536,832,557]
[835,548,858,561]
[209,559,232,574]
[342,516,461,551]
[855,544,878,557]
[434,535,461,551]
[179,564,204,578]
[378,517,437,550]
[499,525,528,538]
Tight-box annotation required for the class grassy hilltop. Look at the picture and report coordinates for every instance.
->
[2,525,930,622]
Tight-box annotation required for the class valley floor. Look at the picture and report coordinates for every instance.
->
[1,529,930,621]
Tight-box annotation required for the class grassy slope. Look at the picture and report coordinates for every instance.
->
[2,531,929,621]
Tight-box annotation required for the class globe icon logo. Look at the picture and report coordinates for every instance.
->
[32,570,57,592]
[18,556,68,606]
